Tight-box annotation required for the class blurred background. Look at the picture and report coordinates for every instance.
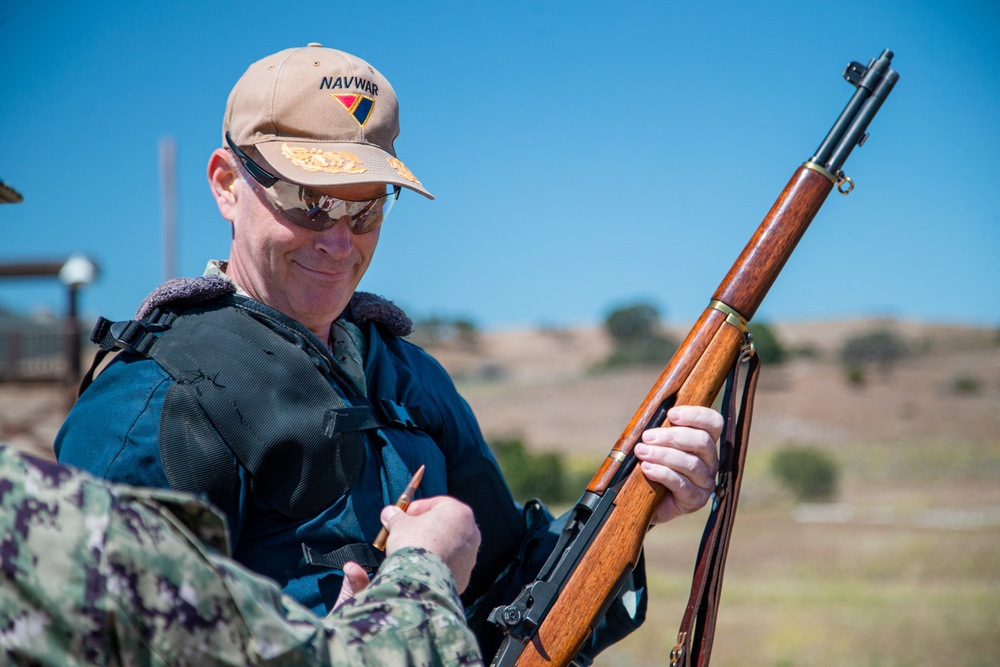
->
[1,2,997,665]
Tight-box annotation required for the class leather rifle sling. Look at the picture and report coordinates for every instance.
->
[671,349,761,667]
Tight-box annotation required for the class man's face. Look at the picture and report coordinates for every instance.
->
[227,179,385,337]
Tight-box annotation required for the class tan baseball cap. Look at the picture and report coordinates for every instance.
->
[223,43,432,199]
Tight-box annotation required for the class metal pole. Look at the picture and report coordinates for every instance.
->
[64,283,81,387]
[160,136,178,280]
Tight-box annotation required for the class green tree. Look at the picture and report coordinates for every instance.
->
[840,328,907,383]
[453,318,478,345]
[411,315,479,348]
[600,302,678,368]
[606,303,660,344]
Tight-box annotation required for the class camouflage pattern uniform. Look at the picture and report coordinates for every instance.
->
[0,446,483,666]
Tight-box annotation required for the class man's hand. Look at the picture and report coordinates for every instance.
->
[381,496,482,593]
[333,496,481,606]
[333,562,371,609]
[634,405,723,525]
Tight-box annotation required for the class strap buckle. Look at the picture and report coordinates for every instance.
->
[90,317,168,355]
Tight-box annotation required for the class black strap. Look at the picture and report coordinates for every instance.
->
[322,400,426,436]
[671,349,761,667]
[78,347,113,396]
[79,309,176,394]
[302,542,384,573]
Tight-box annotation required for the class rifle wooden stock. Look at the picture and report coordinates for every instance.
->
[510,166,834,667]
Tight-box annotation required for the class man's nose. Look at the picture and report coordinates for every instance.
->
[313,215,354,255]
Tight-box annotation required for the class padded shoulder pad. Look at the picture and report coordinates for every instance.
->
[347,292,413,337]
[136,275,236,320]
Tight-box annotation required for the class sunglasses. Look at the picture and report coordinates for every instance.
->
[225,132,400,235]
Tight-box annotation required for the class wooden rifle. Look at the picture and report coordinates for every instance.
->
[487,49,900,667]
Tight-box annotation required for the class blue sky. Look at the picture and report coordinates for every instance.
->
[2,1,998,330]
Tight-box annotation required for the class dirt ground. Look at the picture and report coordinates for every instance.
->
[0,381,75,460]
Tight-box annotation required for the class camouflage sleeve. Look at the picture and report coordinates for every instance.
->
[0,446,482,667]
[322,548,484,666]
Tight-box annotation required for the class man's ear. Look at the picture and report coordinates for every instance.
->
[208,148,240,222]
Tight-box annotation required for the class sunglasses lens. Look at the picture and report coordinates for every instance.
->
[228,137,400,234]
[264,181,398,234]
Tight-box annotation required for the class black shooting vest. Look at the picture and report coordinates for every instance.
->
[85,280,428,540]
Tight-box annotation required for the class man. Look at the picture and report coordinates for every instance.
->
[56,43,723,661]
[0,444,483,666]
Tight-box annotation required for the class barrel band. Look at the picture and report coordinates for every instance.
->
[708,299,749,334]
[802,161,837,183]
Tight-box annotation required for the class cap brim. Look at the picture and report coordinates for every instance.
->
[256,140,433,200]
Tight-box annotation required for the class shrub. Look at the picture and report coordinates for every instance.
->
[789,343,822,361]
[747,321,788,365]
[490,437,570,505]
[951,375,982,395]
[844,364,866,387]
[602,336,678,368]
[770,445,839,503]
